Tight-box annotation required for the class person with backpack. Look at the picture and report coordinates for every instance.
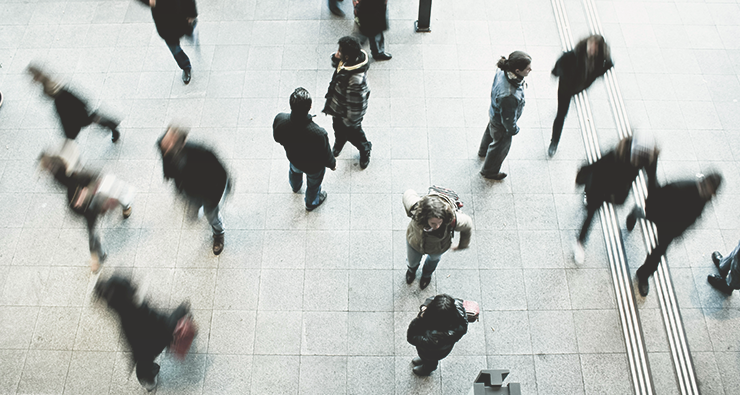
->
[403,188,472,289]
[407,294,469,376]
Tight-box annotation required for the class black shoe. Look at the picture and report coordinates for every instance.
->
[708,274,734,295]
[411,357,423,366]
[548,142,557,157]
[419,277,431,290]
[359,141,372,169]
[373,52,392,61]
[405,269,416,284]
[306,191,328,211]
[626,211,637,232]
[329,6,345,16]
[111,128,120,143]
[477,152,486,159]
[332,143,345,158]
[213,233,224,255]
[182,68,192,84]
[712,251,723,269]
[413,365,435,376]
[482,172,507,180]
[637,276,649,297]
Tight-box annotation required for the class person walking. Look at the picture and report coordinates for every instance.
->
[574,134,658,263]
[549,35,613,157]
[329,0,345,16]
[354,0,392,60]
[403,188,472,289]
[627,173,722,296]
[138,0,198,84]
[28,65,120,142]
[274,87,336,211]
[158,126,230,255]
[708,242,740,295]
[407,294,469,376]
[478,51,532,180]
[323,36,373,169]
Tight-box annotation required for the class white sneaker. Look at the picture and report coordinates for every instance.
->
[574,241,585,264]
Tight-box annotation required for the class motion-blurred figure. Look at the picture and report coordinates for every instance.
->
[158,126,230,255]
[138,0,198,84]
[95,275,196,392]
[39,148,134,272]
[407,294,468,376]
[574,134,659,263]
[627,172,722,296]
[274,88,336,211]
[354,0,392,60]
[708,242,740,295]
[549,35,613,157]
[28,65,120,142]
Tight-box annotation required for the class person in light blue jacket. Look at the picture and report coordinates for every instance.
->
[478,51,531,180]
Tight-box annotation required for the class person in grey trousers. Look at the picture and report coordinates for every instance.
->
[708,242,740,295]
[478,51,532,181]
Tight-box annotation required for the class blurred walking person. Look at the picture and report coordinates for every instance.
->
[323,36,373,169]
[354,0,392,60]
[549,35,613,157]
[28,65,120,143]
[158,126,230,255]
[138,0,198,84]
[574,134,658,263]
[407,294,468,376]
[274,88,336,211]
[627,173,722,296]
[707,242,740,295]
[478,51,531,180]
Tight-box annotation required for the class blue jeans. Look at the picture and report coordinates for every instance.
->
[407,241,443,279]
[165,40,191,70]
[289,164,325,207]
[719,241,740,290]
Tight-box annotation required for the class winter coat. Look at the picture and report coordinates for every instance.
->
[323,51,371,127]
[407,299,468,361]
[139,0,198,42]
[54,89,92,140]
[552,44,613,96]
[356,0,388,37]
[489,69,525,136]
[273,112,336,174]
[576,149,657,210]
[403,189,473,255]
[161,142,228,207]
[644,180,707,237]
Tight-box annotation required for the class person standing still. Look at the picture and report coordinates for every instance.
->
[274,88,337,211]
[323,36,373,169]
[708,241,740,296]
[354,0,392,61]
[138,0,198,84]
[478,51,531,180]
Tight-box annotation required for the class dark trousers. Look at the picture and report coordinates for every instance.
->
[332,117,371,155]
[636,226,679,280]
[135,303,190,387]
[578,205,599,243]
[359,32,386,56]
[289,164,325,207]
[416,345,453,372]
[478,120,512,176]
[166,40,191,70]
[551,85,572,146]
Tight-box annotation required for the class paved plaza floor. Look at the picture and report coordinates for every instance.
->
[1,0,740,394]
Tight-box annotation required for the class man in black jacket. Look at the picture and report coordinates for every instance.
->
[274,88,336,211]
[627,172,722,296]
[323,36,373,169]
[138,0,198,84]
[355,0,392,60]
[158,127,229,255]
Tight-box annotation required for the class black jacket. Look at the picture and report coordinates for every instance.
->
[51,167,101,232]
[162,142,228,206]
[576,150,657,210]
[552,44,613,96]
[407,301,468,360]
[356,0,388,37]
[139,0,197,42]
[645,181,707,236]
[273,112,336,174]
[54,89,92,140]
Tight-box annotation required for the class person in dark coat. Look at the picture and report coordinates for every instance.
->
[28,65,120,142]
[708,241,740,295]
[95,275,194,392]
[627,172,722,296]
[39,152,134,273]
[329,0,345,16]
[549,35,613,157]
[158,126,230,255]
[274,87,336,211]
[323,36,373,169]
[407,294,468,376]
[355,0,392,60]
[138,0,198,84]
[574,134,659,263]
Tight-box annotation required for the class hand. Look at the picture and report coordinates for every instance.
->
[187,17,195,23]
[333,52,341,60]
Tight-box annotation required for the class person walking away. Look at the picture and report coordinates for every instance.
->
[274,87,337,211]
[354,0,392,60]
[323,36,373,169]
[478,51,531,180]
[407,294,468,376]
[549,34,613,157]
[138,0,198,84]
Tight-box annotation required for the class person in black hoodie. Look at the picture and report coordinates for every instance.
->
[95,275,194,392]
[627,172,722,296]
[355,0,392,60]
[28,65,120,142]
[138,0,198,84]
[549,35,613,157]
[323,36,373,169]
[274,88,336,211]
[158,126,229,255]
[574,134,659,263]
[407,294,468,376]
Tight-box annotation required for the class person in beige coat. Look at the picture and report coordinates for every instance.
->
[403,189,473,289]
